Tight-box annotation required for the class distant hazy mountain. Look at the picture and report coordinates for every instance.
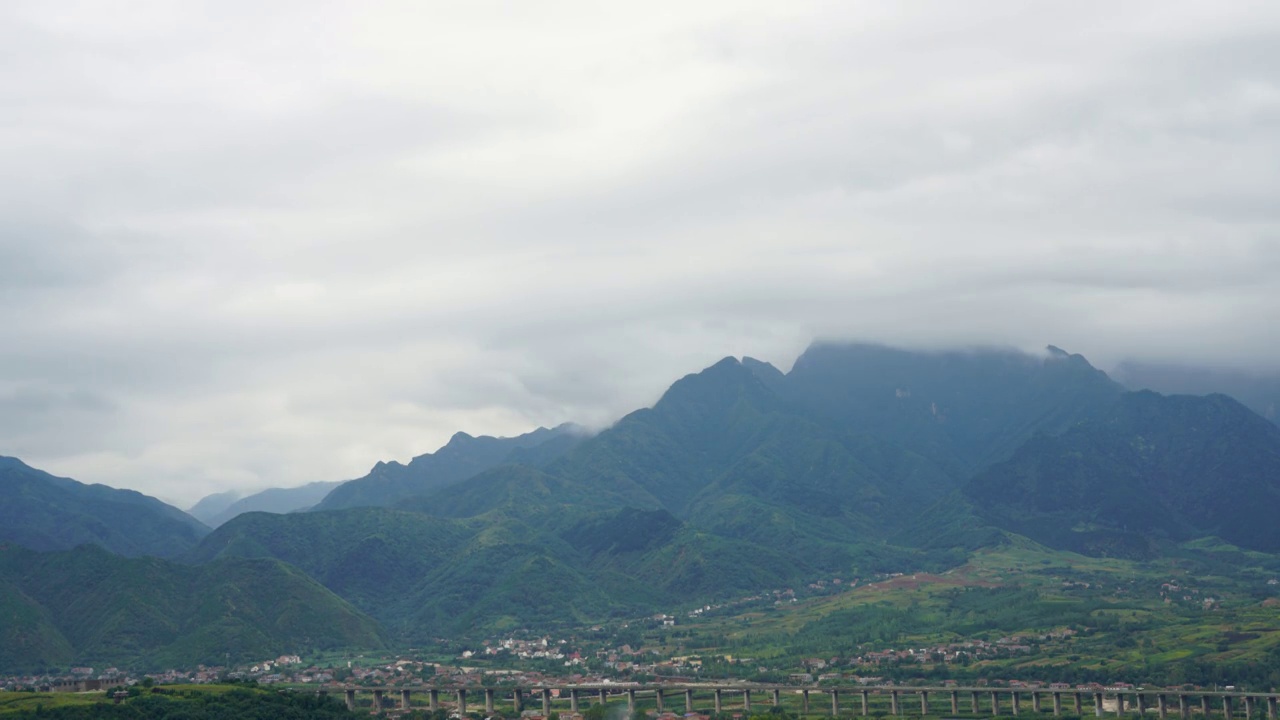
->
[0,457,209,558]
[1113,361,1279,425]
[194,481,344,528]
[312,424,586,511]
[932,391,1280,557]
[0,544,383,672]
[187,490,241,525]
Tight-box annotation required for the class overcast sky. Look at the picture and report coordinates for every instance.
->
[3,1,1279,505]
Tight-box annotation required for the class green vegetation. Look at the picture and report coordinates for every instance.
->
[0,457,208,558]
[0,545,383,672]
[0,685,357,718]
[962,391,1280,555]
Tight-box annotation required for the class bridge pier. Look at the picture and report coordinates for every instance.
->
[300,688,1280,720]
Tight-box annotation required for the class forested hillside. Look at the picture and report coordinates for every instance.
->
[961,391,1280,556]
[0,458,208,558]
[0,545,383,672]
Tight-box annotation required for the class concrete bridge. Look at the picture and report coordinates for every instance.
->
[327,684,1280,718]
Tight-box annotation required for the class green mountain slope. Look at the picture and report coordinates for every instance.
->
[0,457,209,558]
[184,508,473,620]
[784,343,1124,475]
[0,578,74,672]
[312,424,585,511]
[961,391,1280,556]
[0,544,383,672]
[186,503,811,640]
[899,388,1280,556]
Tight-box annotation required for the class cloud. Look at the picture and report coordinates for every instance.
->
[1,1,1279,504]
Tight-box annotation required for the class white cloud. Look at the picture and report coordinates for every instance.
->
[2,1,1279,504]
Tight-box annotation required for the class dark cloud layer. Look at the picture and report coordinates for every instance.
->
[2,1,1279,504]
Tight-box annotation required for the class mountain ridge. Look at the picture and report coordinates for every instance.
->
[311,423,588,512]
[0,457,209,559]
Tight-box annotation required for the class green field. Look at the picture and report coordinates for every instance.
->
[620,537,1280,687]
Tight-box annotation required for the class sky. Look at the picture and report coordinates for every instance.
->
[3,1,1280,506]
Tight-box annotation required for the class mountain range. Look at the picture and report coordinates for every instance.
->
[4,341,1280,671]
